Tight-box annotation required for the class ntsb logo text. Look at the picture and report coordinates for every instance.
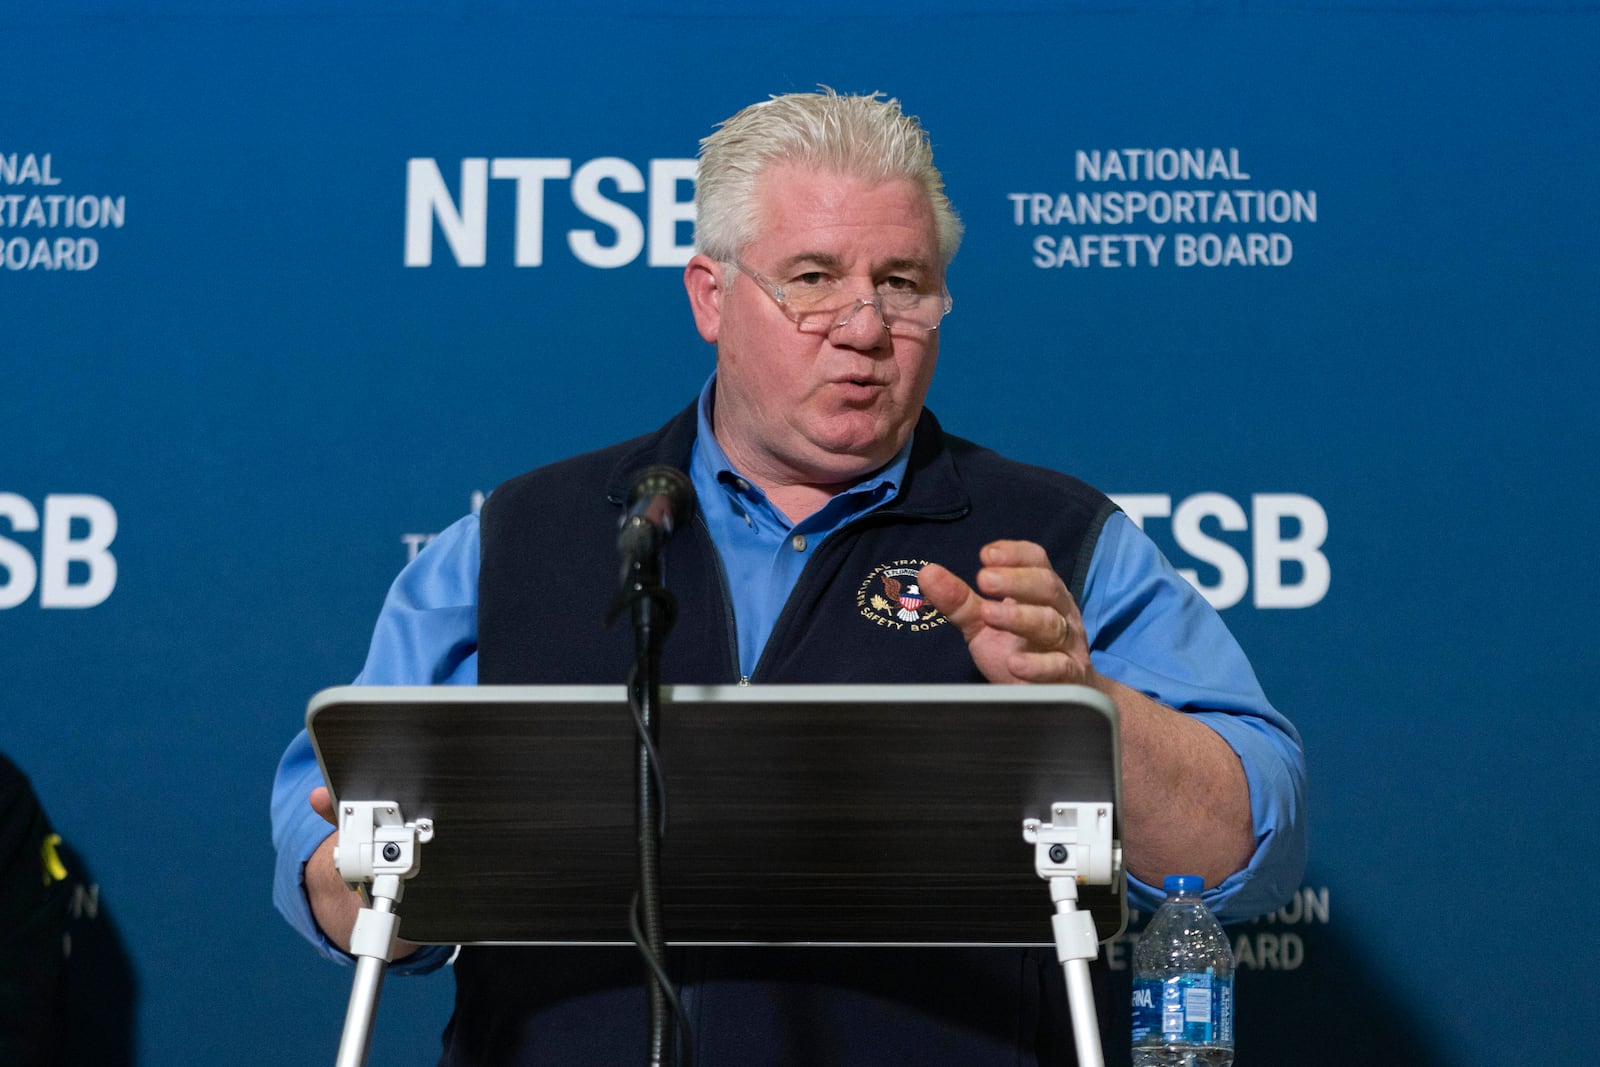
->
[404,156,696,269]
[0,493,118,609]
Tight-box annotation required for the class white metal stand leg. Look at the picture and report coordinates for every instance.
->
[1050,876,1106,1067]
[1024,802,1121,1067]
[331,801,434,1067]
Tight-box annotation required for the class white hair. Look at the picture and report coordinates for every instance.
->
[694,88,963,265]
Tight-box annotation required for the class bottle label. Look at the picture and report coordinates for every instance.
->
[1131,972,1234,1047]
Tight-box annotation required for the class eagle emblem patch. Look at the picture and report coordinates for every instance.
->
[856,560,948,633]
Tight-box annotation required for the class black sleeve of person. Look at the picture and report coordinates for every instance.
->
[0,751,72,1067]
[0,755,136,1067]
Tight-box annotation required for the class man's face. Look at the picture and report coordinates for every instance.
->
[687,163,944,495]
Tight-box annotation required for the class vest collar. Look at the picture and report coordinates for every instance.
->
[605,402,971,522]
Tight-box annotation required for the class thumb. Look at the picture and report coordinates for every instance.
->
[918,562,986,640]
[309,786,337,827]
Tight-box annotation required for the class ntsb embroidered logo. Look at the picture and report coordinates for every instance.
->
[855,560,949,633]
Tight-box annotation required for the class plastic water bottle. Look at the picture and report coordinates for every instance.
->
[1130,874,1235,1066]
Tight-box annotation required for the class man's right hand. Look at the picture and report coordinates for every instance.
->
[309,785,337,827]
[304,788,420,959]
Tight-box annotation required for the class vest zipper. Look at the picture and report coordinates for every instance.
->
[694,511,744,681]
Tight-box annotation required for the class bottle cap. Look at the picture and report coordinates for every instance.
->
[1163,874,1204,894]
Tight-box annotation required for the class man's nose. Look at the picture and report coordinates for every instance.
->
[829,298,890,344]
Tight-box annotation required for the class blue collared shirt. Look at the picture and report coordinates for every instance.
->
[689,379,911,677]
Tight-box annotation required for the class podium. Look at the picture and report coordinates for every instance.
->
[307,683,1126,1063]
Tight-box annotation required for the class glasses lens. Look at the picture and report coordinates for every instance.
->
[787,292,947,334]
[879,292,948,331]
[740,263,949,334]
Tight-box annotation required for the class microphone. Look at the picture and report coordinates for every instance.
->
[608,464,694,623]
[609,467,697,627]
[616,465,696,567]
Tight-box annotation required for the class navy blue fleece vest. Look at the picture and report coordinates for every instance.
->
[478,404,1114,688]
[450,405,1120,1066]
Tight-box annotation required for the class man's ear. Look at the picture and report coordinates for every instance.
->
[684,254,724,343]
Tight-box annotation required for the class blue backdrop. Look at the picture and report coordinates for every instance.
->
[5,1,1597,1063]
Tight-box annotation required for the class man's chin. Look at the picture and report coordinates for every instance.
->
[805,434,907,481]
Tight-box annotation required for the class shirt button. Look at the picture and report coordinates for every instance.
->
[791,534,807,552]
[735,479,751,493]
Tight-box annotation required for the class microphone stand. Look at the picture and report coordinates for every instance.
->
[616,540,680,1067]
[609,466,696,1067]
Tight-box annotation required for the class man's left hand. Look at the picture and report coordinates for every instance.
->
[918,540,1095,686]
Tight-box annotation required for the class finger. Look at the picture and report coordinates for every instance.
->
[309,786,337,827]
[977,565,1069,609]
[978,540,1054,569]
[916,562,987,640]
[979,598,1070,649]
[1005,647,1078,683]
[977,542,1060,587]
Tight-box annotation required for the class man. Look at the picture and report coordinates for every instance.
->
[272,89,1305,1064]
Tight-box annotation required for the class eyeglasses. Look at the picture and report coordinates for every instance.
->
[732,261,952,336]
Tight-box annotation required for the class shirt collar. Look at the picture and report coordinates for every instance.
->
[689,373,912,530]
